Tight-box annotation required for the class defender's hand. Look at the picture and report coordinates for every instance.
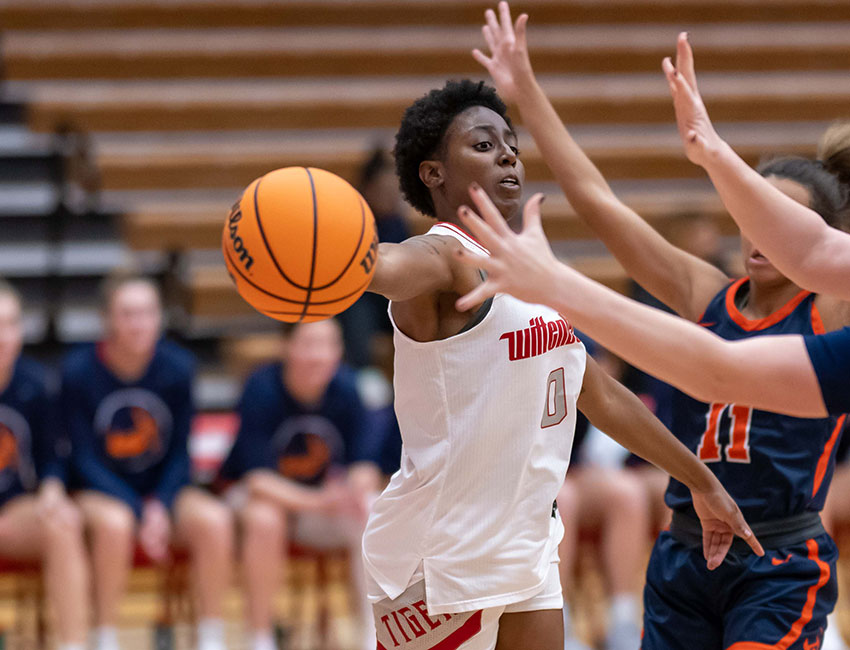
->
[473,2,534,105]
[662,33,726,168]
[454,184,558,311]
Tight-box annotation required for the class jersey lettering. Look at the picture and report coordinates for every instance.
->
[541,368,567,428]
[697,403,753,463]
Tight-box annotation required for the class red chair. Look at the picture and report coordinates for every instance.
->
[0,557,45,650]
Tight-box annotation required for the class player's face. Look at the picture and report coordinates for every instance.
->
[286,320,343,394]
[438,106,525,222]
[106,282,162,359]
[741,176,811,288]
[0,293,22,377]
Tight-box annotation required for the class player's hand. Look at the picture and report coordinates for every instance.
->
[139,499,171,563]
[662,33,726,168]
[454,183,560,311]
[36,479,80,533]
[691,482,764,570]
[472,2,533,105]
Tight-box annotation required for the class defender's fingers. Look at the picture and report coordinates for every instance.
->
[522,193,545,233]
[472,48,494,69]
[455,276,499,313]
[515,13,529,46]
[677,32,698,91]
[485,8,501,41]
[498,1,515,38]
[482,24,498,54]
[459,204,505,251]
[468,184,514,237]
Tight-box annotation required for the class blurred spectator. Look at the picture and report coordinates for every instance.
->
[219,319,381,650]
[0,279,89,650]
[62,272,233,650]
[557,345,652,650]
[339,147,410,367]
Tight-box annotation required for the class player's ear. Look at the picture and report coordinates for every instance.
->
[419,160,444,190]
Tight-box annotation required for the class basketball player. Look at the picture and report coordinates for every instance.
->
[219,318,381,650]
[467,6,850,647]
[362,76,761,650]
[62,272,233,650]
[0,279,89,650]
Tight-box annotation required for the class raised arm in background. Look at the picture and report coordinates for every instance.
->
[474,2,730,320]
[664,32,850,301]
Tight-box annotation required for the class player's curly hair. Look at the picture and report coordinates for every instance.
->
[394,79,511,218]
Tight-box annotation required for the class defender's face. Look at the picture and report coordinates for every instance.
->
[741,176,811,289]
[0,294,22,377]
[106,282,162,359]
[286,320,343,395]
[439,106,525,223]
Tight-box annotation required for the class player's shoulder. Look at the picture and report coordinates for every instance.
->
[154,340,197,378]
[9,356,54,398]
[327,365,363,403]
[241,362,284,400]
[813,293,850,331]
[61,342,98,380]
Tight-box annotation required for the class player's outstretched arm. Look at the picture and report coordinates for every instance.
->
[453,185,828,418]
[664,33,850,301]
[473,2,728,320]
[577,356,762,568]
[368,237,459,302]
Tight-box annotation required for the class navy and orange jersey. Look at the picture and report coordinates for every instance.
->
[219,362,377,486]
[0,357,65,506]
[805,325,850,416]
[61,340,195,518]
[666,278,846,522]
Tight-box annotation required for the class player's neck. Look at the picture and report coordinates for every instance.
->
[102,340,153,382]
[741,279,804,319]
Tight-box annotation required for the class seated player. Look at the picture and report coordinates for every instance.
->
[0,279,89,650]
[219,318,381,650]
[62,272,233,650]
[557,346,651,650]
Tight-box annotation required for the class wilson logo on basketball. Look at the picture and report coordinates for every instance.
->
[227,202,254,272]
[500,316,577,361]
[360,232,378,275]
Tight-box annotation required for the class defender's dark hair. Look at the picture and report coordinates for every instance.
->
[394,79,511,217]
[757,122,850,231]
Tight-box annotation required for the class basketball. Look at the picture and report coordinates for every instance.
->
[222,167,378,323]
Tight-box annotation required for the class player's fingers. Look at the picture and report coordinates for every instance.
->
[472,48,494,70]
[515,13,529,47]
[708,532,733,571]
[734,515,764,556]
[498,1,514,40]
[468,183,514,238]
[677,32,698,91]
[455,275,499,312]
[485,8,501,43]
[482,25,498,54]
[459,204,505,252]
[522,193,545,234]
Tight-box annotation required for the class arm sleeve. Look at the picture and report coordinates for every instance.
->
[63,371,145,518]
[804,327,850,415]
[219,374,277,479]
[152,371,193,510]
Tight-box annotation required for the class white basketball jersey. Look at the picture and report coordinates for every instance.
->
[362,222,587,614]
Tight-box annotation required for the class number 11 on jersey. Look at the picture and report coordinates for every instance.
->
[697,402,753,463]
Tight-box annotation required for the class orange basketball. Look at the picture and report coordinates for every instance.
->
[222,167,378,323]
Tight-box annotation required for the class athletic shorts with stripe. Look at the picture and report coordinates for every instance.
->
[371,559,562,650]
[642,531,837,650]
